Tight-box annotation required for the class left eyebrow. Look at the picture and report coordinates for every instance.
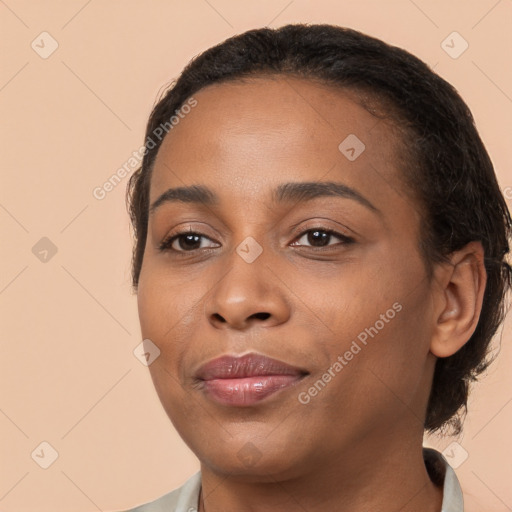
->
[148,180,380,216]
[273,181,380,214]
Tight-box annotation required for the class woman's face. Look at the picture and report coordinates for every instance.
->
[137,76,438,478]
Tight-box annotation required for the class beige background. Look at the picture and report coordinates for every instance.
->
[1,0,511,510]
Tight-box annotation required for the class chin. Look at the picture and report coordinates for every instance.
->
[201,452,301,482]
[187,433,307,482]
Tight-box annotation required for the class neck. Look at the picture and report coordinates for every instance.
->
[198,431,443,512]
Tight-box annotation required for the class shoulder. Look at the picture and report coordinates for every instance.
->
[120,471,201,512]
[423,447,464,512]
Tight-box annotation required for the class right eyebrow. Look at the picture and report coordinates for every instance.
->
[149,185,218,215]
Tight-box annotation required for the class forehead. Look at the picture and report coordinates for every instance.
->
[149,75,410,210]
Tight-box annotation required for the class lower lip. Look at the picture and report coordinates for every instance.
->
[201,375,304,406]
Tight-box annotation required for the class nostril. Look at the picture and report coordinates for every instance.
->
[251,312,271,320]
[212,313,226,323]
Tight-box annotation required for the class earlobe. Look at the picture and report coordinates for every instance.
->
[430,241,487,358]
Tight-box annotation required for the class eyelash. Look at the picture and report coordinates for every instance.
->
[158,227,354,255]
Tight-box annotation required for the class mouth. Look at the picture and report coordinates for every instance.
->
[195,353,309,407]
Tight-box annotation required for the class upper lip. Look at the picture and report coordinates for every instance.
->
[195,353,309,381]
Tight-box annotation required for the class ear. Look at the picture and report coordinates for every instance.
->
[430,241,487,358]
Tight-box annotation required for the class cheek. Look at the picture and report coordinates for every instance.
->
[137,267,196,416]
[136,261,211,384]
[304,259,398,338]
[345,286,435,413]
[137,261,194,338]
[303,307,432,443]
[309,260,433,415]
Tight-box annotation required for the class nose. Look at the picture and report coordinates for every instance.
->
[204,251,290,331]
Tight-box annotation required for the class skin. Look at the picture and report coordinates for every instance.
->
[136,76,487,512]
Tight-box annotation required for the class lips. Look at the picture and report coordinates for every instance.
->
[195,353,308,406]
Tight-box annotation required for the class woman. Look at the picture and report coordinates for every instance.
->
[122,23,511,512]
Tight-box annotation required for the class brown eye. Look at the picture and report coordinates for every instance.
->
[174,233,203,251]
[291,228,354,248]
[305,230,331,247]
[159,231,220,253]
